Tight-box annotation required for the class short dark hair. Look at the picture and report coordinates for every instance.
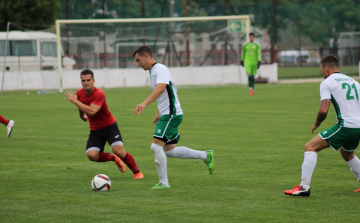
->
[132,45,153,57]
[80,69,94,78]
[321,54,339,70]
[249,32,255,36]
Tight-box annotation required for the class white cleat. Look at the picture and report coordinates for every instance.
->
[7,120,15,137]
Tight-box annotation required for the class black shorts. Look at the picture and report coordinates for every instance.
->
[86,122,123,152]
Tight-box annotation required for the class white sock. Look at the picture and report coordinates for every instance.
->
[347,155,360,182]
[151,143,169,186]
[300,151,317,190]
[165,146,207,160]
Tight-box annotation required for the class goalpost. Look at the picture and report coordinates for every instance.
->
[55,15,251,92]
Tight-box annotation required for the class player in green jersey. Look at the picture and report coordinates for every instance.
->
[241,32,261,95]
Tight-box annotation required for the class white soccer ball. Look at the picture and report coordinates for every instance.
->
[91,174,111,192]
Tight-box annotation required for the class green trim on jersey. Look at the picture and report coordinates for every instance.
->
[331,94,344,126]
[166,82,176,115]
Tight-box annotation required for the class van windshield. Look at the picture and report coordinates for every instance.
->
[41,42,57,57]
[0,40,37,56]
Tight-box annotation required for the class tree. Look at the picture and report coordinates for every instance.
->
[189,0,360,46]
[292,0,360,45]
[203,0,360,46]
[58,0,170,20]
[0,0,61,31]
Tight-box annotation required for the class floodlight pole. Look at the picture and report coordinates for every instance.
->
[56,20,64,93]
[141,0,146,45]
[1,22,10,96]
[273,0,277,63]
[184,0,189,66]
[102,0,107,68]
[66,0,69,56]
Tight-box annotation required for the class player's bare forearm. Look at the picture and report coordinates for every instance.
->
[64,90,100,116]
[134,84,166,115]
[315,112,328,125]
[143,84,166,106]
[79,110,88,122]
[75,102,100,117]
[316,99,330,124]
[312,99,330,133]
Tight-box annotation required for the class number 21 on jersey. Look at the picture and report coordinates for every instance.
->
[342,83,359,100]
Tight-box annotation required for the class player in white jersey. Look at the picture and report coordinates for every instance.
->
[132,45,214,189]
[149,63,183,117]
[284,55,360,196]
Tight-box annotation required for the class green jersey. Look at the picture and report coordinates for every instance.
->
[241,42,261,64]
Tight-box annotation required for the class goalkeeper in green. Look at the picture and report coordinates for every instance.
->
[241,32,261,95]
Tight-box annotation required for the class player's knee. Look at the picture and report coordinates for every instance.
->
[86,150,99,161]
[342,153,355,162]
[151,143,163,153]
[111,142,126,157]
[340,148,355,162]
[165,149,176,158]
[87,153,98,161]
[304,142,312,152]
[304,142,318,152]
[150,143,157,152]
[112,146,125,156]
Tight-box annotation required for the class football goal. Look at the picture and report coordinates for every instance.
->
[55,15,251,92]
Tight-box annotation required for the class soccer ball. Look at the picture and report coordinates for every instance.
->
[91,174,111,192]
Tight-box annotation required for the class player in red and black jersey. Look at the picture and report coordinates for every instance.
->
[64,69,143,179]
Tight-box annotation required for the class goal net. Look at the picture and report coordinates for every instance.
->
[53,15,250,91]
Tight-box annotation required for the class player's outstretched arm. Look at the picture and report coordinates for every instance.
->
[311,99,330,134]
[134,83,166,115]
[64,90,101,116]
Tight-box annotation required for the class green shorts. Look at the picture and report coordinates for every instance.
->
[245,63,257,75]
[319,123,360,151]
[154,114,183,145]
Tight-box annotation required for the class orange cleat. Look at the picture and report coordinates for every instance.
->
[354,188,360,192]
[249,90,254,95]
[113,154,126,173]
[133,172,144,179]
[284,185,310,197]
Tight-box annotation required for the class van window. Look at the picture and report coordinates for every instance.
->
[279,55,295,63]
[0,41,10,56]
[12,41,37,56]
[41,42,57,57]
[0,40,36,56]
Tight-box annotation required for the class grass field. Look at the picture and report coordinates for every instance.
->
[1,83,360,222]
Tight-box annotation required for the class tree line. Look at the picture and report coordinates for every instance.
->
[1,0,359,46]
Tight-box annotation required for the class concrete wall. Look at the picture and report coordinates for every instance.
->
[0,63,278,91]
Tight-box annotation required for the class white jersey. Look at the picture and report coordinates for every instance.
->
[320,72,360,128]
[150,63,183,117]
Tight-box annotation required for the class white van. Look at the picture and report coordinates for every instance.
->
[0,31,75,71]
[278,50,309,64]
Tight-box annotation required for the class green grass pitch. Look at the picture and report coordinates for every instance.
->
[1,83,360,222]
